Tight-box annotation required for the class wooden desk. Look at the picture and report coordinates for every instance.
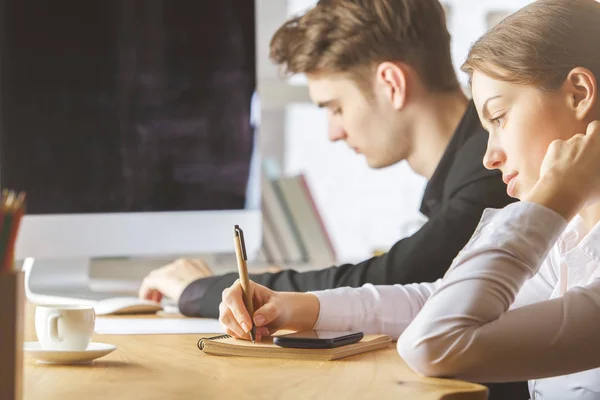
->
[23,304,488,400]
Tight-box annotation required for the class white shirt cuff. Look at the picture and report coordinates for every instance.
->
[310,287,360,331]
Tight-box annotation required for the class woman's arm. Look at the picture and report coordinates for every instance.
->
[396,201,600,382]
[309,202,558,341]
[311,280,441,339]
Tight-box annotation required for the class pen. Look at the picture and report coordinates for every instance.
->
[233,224,256,343]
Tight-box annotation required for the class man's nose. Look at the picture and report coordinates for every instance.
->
[328,118,346,142]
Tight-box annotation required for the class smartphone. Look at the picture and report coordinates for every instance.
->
[273,330,364,349]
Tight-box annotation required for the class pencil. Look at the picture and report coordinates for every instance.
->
[233,225,256,343]
[5,204,24,272]
[0,190,26,273]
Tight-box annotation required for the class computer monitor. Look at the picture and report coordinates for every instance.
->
[0,1,262,300]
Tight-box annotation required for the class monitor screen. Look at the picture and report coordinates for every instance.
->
[0,0,256,215]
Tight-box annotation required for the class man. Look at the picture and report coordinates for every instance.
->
[140,2,526,398]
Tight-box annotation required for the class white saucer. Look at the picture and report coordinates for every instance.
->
[23,342,117,365]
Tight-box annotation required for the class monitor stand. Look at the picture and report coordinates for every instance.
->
[21,258,140,305]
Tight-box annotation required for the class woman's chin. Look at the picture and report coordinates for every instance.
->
[509,189,523,200]
[511,187,525,201]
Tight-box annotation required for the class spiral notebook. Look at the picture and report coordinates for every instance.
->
[197,334,392,361]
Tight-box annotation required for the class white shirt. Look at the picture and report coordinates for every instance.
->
[312,202,600,400]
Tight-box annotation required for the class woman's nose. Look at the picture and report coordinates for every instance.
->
[483,138,506,170]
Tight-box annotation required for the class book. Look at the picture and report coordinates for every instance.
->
[276,174,336,265]
[197,334,391,361]
[261,210,286,264]
[261,160,306,263]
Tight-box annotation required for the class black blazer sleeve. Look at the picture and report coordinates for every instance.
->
[178,170,513,318]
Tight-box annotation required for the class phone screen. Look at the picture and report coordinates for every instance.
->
[278,331,359,340]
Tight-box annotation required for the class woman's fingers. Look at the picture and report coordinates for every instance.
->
[219,301,247,339]
[218,279,283,341]
[255,326,270,342]
[221,283,254,333]
[253,301,279,328]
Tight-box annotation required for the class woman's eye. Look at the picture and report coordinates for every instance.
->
[332,108,342,116]
[491,115,505,127]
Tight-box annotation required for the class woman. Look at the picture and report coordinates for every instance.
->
[218,0,600,398]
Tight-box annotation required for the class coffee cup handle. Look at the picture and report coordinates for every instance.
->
[48,314,63,343]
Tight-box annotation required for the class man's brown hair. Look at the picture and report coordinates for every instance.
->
[269,0,459,93]
[462,0,600,91]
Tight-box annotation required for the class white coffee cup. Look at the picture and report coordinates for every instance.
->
[35,305,95,351]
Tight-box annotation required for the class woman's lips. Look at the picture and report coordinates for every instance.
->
[505,174,518,197]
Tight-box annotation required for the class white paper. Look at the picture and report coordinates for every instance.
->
[94,317,225,335]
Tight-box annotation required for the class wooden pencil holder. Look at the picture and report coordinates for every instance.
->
[0,271,24,400]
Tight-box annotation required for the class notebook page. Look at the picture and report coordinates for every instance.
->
[95,317,225,335]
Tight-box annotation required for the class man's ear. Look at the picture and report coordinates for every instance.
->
[375,62,408,110]
[563,67,597,121]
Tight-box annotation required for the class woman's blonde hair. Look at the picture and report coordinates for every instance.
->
[462,0,600,91]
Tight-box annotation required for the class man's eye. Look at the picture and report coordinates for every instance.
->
[332,108,342,116]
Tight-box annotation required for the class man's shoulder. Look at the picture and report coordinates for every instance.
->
[445,124,503,194]
[420,105,506,216]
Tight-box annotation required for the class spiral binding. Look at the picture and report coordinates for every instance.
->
[197,334,232,351]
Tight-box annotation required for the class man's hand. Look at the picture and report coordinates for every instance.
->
[138,258,213,303]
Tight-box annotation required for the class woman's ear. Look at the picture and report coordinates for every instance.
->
[563,67,597,121]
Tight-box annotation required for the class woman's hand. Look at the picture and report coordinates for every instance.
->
[528,120,600,220]
[218,280,320,341]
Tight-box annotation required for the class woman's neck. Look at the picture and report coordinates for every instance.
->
[578,201,600,234]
